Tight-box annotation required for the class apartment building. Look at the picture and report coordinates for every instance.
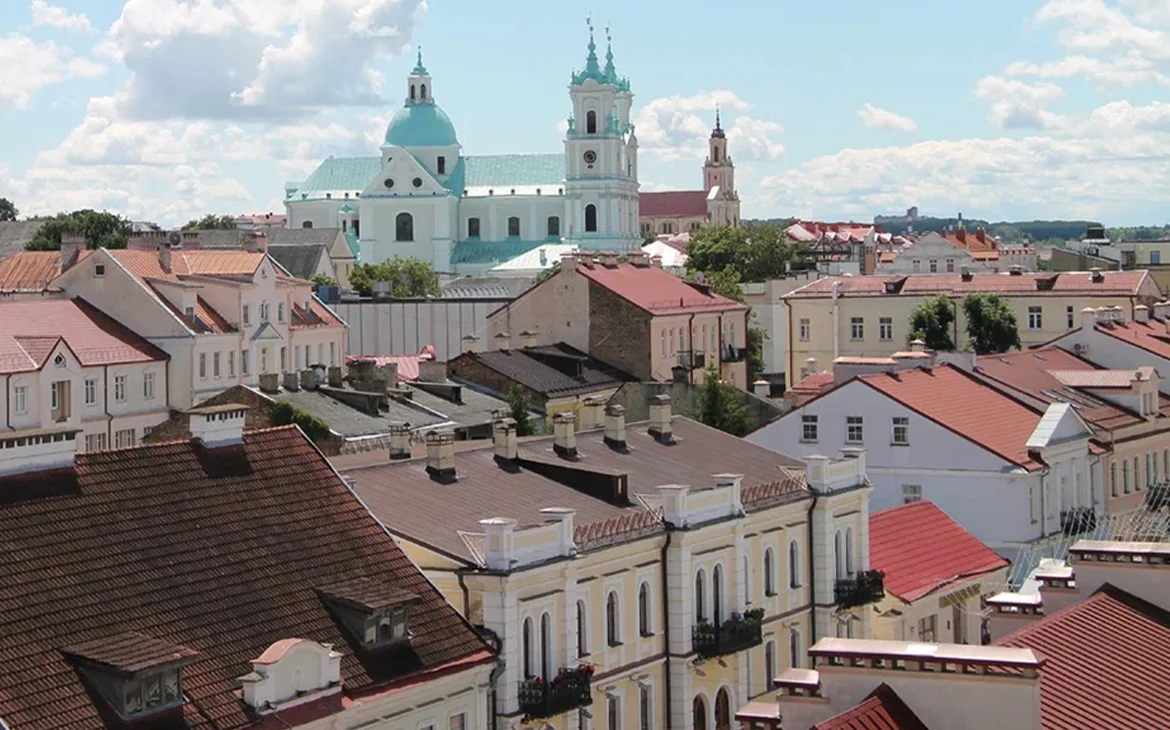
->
[0,298,170,451]
[487,251,751,388]
[1045,301,1170,398]
[748,364,1103,555]
[780,269,1160,386]
[0,410,494,730]
[340,397,878,730]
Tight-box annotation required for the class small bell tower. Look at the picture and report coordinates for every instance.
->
[406,48,433,105]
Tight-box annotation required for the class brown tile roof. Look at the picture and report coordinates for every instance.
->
[0,298,168,374]
[576,259,747,315]
[639,190,709,218]
[785,270,1152,299]
[292,298,346,329]
[870,501,1008,603]
[790,372,835,395]
[62,631,199,675]
[0,426,491,730]
[998,584,1170,730]
[1090,319,1170,362]
[813,683,930,730]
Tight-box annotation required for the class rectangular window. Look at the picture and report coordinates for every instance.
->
[51,381,60,411]
[115,428,136,449]
[799,318,810,341]
[850,317,864,340]
[85,378,97,406]
[280,346,287,371]
[241,350,250,376]
[892,416,909,445]
[260,300,269,322]
[94,263,106,278]
[448,714,465,730]
[912,259,920,272]
[946,258,955,273]
[1028,306,1042,330]
[660,329,666,358]
[801,414,818,442]
[143,372,155,400]
[846,416,863,444]
[317,343,324,365]
[199,353,207,379]
[305,345,312,367]
[639,685,652,730]
[213,352,221,378]
[917,614,937,642]
[437,156,447,175]
[85,433,107,452]
[879,317,893,341]
[902,484,922,504]
[670,328,675,355]
[1067,305,1075,329]
[468,217,480,238]
[929,259,938,273]
[277,303,285,323]
[13,385,26,415]
[508,216,521,237]
[1153,250,1162,265]
[114,375,127,403]
[260,347,269,374]
[242,305,250,325]
[228,350,235,377]
[330,342,336,366]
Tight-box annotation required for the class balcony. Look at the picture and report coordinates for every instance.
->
[722,345,747,363]
[1060,507,1097,536]
[834,570,885,610]
[692,608,764,659]
[677,350,706,370]
[517,665,594,722]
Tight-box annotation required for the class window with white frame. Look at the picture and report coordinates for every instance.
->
[879,317,893,341]
[85,378,97,406]
[799,318,810,341]
[918,614,937,641]
[330,342,336,366]
[228,351,235,377]
[790,630,802,668]
[260,347,269,374]
[789,541,801,588]
[606,592,621,645]
[801,414,818,442]
[639,684,652,730]
[577,600,589,657]
[902,484,922,504]
[13,385,27,414]
[242,304,250,325]
[260,300,270,322]
[660,330,666,358]
[448,714,466,730]
[317,343,324,364]
[241,350,250,376]
[608,695,621,730]
[143,372,154,400]
[51,381,61,411]
[764,547,776,595]
[946,258,955,273]
[115,429,136,448]
[846,416,863,443]
[638,583,652,636]
[929,259,938,273]
[1027,306,1042,330]
[280,347,287,372]
[199,353,207,379]
[94,263,106,278]
[114,375,127,403]
[85,433,107,451]
[277,302,285,323]
[213,352,221,378]
[892,416,909,445]
[850,317,864,340]
[765,641,776,690]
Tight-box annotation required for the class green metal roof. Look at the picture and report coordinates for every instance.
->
[292,157,383,199]
[451,239,546,265]
[463,154,565,187]
[384,103,459,147]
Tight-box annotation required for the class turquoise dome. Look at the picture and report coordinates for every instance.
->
[384,103,459,147]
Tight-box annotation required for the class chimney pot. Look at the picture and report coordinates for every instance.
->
[753,379,770,398]
[327,366,343,388]
[580,395,607,430]
[425,430,456,479]
[493,418,518,461]
[553,412,578,458]
[1090,267,1105,283]
[388,422,411,460]
[604,404,626,449]
[648,394,673,442]
[910,339,927,353]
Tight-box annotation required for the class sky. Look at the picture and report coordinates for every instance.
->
[2,0,1170,228]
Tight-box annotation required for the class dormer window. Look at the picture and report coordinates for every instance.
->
[317,576,421,650]
[63,631,197,721]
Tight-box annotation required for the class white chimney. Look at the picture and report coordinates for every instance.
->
[0,428,79,477]
[493,418,518,461]
[1112,305,1125,323]
[553,412,577,458]
[753,379,771,398]
[425,430,456,480]
[648,394,673,441]
[388,422,410,460]
[580,395,607,430]
[539,507,577,557]
[519,329,539,349]
[462,334,480,354]
[909,339,927,352]
[494,332,511,352]
[1135,305,1150,323]
[1080,307,1097,331]
[188,405,247,447]
[806,356,819,374]
[479,517,517,572]
[1095,306,1110,325]
[1154,301,1170,321]
[604,403,626,448]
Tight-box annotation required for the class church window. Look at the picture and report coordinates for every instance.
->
[413,177,423,188]
[396,212,414,242]
[547,216,560,237]
[437,156,446,175]
[586,110,597,134]
[713,148,720,163]
[410,84,416,101]
[468,217,480,238]
[508,217,521,237]
[585,204,598,233]
[353,220,360,237]
[302,221,313,229]
[420,83,427,100]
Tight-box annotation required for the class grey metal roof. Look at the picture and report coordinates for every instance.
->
[266,243,327,280]
[440,276,533,299]
[263,227,346,247]
[456,343,637,398]
[275,388,446,438]
[0,221,45,262]
[405,381,509,430]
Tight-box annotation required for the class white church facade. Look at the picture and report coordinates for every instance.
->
[284,31,642,276]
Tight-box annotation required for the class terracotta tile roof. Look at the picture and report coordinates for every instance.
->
[292,298,346,329]
[0,251,65,292]
[858,365,1047,471]
[787,221,873,244]
[785,271,1152,299]
[452,343,637,398]
[576,260,747,315]
[790,372,835,394]
[870,501,1009,602]
[0,298,168,373]
[1091,319,1170,362]
[0,427,491,730]
[109,248,265,282]
[998,584,1170,730]
[146,284,238,334]
[813,683,930,730]
[639,190,708,217]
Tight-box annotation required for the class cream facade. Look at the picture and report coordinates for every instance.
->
[871,571,1008,645]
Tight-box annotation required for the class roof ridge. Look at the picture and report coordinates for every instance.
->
[998,582,1170,646]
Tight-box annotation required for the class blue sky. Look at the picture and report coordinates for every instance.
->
[2,0,1169,226]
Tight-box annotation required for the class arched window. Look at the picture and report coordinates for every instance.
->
[606,591,620,645]
[834,531,844,581]
[410,84,416,101]
[713,147,720,163]
[712,565,723,625]
[790,630,802,668]
[845,527,855,576]
[547,216,560,237]
[420,83,427,100]
[507,216,521,237]
[1134,456,1141,490]
[764,641,776,690]
[692,696,708,730]
[522,617,533,678]
[695,570,706,623]
[302,220,313,229]
[764,548,775,596]
[742,555,750,604]
[468,217,480,238]
[586,110,597,134]
[395,212,413,242]
[585,204,598,233]
[577,600,588,657]
[789,541,801,588]
[540,613,551,679]
[638,583,651,636]
[715,688,731,730]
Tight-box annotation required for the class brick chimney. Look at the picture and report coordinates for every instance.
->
[604,403,626,449]
[648,394,673,442]
[59,233,85,273]
[553,412,577,458]
[388,422,410,460]
[425,430,456,480]
[493,418,518,461]
[955,228,966,244]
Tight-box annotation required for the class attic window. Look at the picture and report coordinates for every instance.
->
[317,576,422,650]
[63,632,197,721]
[54,353,67,368]
[94,263,106,278]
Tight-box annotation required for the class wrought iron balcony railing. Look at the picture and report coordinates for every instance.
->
[518,665,594,722]
[692,608,764,659]
[834,570,886,610]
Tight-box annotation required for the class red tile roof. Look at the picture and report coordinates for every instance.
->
[1090,319,1170,362]
[787,221,873,245]
[0,426,491,730]
[858,365,1047,471]
[813,683,930,730]
[0,298,168,373]
[998,585,1170,730]
[292,298,346,329]
[0,251,67,292]
[110,248,265,282]
[790,371,834,394]
[639,190,708,218]
[870,501,1009,602]
[785,271,1153,299]
[575,260,747,315]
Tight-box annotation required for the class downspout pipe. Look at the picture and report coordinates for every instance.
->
[806,491,820,649]
[831,280,840,362]
[660,526,675,730]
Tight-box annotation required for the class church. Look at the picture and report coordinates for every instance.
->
[284,29,643,275]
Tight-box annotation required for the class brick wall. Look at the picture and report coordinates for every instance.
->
[446,354,549,408]
[588,284,653,380]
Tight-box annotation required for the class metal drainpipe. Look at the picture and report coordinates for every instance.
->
[104,365,112,444]
[3,374,9,431]
[806,492,820,648]
[686,313,696,384]
[831,281,840,362]
[784,299,793,388]
[659,526,674,730]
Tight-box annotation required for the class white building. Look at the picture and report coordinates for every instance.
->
[746,364,1102,555]
[284,29,641,276]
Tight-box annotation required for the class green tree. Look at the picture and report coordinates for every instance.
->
[0,197,17,222]
[348,257,441,297]
[963,293,1021,354]
[309,273,337,288]
[507,385,534,437]
[25,209,132,250]
[747,326,768,383]
[271,401,332,443]
[686,222,796,283]
[695,368,749,436]
[697,264,745,303]
[908,294,956,350]
[182,214,237,231]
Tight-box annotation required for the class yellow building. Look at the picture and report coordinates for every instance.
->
[781,269,1161,386]
[339,397,877,730]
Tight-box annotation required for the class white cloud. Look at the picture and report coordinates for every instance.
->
[30,1,94,33]
[633,90,782,162]
[857,103,917,133]
[0,34,103,118]
[973,76,1067,130]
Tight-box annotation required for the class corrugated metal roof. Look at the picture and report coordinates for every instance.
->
[813,683,930,730]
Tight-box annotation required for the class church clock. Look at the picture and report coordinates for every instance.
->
[583,150,597,164]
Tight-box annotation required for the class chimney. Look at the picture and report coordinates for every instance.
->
[553,412,577,458]
[560,253,579,274]
[519,329,539,349]
[806,356,819,374]
[282,372,300,391]
[60,233,85,273]
[1135,305,1150,323]
[1155,301,1170,321]
[580,395,607,430]
[909,339,927,353]
[159,243,173,274]
[188,405,247,448]
[650,254,664,268]
[479,517,517,571]
[629,251,650,267]
[539,507,577,557]
[243,231,268,253]
[258,373,280,394]
[976,227,986,243]
[0,428,79,477]
[388,422,411,460]
[1090,267,1105,283]
[955,228,966,244]
[604,404,626,449]
[327,366,343,388]
[1112,305,1125,324]
[1095,306,1111,325]
[648,394,673,442]
[597,251,619,267]
[417,357,447,383]
[493,418,518,461]
[300,368,318,390]
[753,379,771,398]
[462,334,480,354]
[1080,307,1097,331]
[495,332,511,352]
[425,430,456,480]
[960,264,972,281]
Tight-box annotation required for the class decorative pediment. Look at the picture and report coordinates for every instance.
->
[239,638,342,712]
[362,152,446,198]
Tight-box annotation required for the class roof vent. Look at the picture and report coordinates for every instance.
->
[1090,267,1105,283]
[188,405,247,448]
[604,404,626,450]
[388,422,411,460]
[648,394,674,443]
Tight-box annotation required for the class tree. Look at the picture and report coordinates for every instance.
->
[271,401,332,443]
[507,385,534,437]
[747,326,768,383]
[533,262,561,286]
[695,368,749,436]
[25,209,132,250]
[963,293,1021,354]
[686,223,796,283]
[0,198,17,222]
[908,294,956,350]
[348,257,441,298]
[182,214,237,231]
[309,273,337,288]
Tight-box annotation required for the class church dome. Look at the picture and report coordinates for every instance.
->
[384,103,459,147]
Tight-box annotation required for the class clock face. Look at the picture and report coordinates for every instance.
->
[583,150,597,164]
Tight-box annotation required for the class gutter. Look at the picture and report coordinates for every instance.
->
[659,526,674,730]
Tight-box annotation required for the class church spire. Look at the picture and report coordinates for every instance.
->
[604,25,616,82]
[412,46,428,76]
[583,18,601,78]
[711,104,726,139]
